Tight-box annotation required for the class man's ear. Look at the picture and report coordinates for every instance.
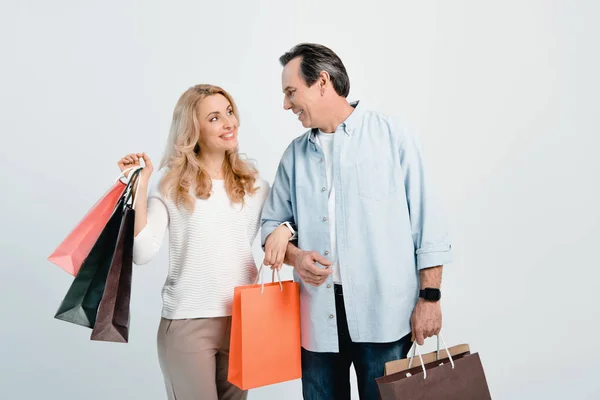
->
[319,71,331,86]
[319,71,330,95]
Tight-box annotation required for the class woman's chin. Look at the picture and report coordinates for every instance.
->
[221,140,238,152]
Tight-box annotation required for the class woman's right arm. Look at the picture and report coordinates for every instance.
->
[132,195,168,265]
[118,152,167,265]
[134,177,150,237]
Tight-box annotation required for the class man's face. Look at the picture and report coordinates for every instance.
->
[281,57,322,129]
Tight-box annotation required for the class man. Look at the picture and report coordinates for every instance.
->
[261,43,452,400]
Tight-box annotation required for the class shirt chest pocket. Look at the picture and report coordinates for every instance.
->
[355,158,399,201]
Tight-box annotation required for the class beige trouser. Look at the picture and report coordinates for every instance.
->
[157,316,247,400]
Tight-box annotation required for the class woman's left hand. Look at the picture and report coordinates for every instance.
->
[263,224,293,270]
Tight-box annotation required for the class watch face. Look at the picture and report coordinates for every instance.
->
[423,288,441,301]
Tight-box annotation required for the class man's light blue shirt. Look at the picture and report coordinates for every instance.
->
[261,101,452,353]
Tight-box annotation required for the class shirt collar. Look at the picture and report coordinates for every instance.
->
[341,100,363,134]
[309,100,363,143]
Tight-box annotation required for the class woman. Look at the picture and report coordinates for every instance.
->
[117,84,292,400]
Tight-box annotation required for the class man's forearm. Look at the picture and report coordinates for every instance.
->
[419,265,443,289]
[284,242,301,267]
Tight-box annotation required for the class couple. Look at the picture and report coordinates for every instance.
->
[118,43,453,400]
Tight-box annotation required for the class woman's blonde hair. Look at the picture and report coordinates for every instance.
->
[158,84,258,211]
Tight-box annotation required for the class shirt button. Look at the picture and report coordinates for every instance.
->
[329,314,334,319]
[323,217,328,222]
[320,158,324,162]
[321,187,326,192]
[324,250,330,255]
[327,284,332,288]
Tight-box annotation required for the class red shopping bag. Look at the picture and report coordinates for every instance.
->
[228,267,302,390]
[48,168,138,276]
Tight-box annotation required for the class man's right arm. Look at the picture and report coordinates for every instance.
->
[285,241,332,286]
[261,146,295,248]
[261,145,332,285]
[284,242,301,267]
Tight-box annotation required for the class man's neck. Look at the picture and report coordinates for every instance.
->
[318,99,355,133]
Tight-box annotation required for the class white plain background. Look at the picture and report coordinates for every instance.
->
[1,1,599,399]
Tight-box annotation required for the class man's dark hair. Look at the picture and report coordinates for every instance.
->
[279,43,350,97]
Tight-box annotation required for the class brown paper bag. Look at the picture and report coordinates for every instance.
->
[384,343,470,375]
[89,206,134,343]
[90,170,140,343]
[376,339,492,399]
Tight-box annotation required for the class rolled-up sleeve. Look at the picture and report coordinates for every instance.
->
[395,122,453,270]
[260,145,295,248]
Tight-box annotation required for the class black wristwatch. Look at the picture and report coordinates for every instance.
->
[419,288,441,302]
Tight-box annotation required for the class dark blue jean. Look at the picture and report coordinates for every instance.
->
[301,285,412,400]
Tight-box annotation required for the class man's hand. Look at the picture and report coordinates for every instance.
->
[410,299,442,345]
[411,265,443,345]
[292,250,332,286]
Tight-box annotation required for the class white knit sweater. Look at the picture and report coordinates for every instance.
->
[132,172,270,319]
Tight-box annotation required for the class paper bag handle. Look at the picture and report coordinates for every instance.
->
[115,165,142,183]
[122,168,142,208]
[254,264,284,293]
[407,334,455,379]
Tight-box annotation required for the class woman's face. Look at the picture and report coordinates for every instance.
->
[196,94,239,154]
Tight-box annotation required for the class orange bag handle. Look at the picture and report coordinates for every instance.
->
[254,264,284,293]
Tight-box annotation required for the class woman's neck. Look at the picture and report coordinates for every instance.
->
[198,151,226,179]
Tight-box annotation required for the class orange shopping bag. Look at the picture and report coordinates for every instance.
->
[47,167,140,276]
[228,266,302,390]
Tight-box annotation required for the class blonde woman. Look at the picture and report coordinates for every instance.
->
[117,85,293,400]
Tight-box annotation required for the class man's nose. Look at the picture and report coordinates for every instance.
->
[283,97,292,110]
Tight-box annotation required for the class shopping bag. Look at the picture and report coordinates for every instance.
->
[54,168,141,329]
[384,342,471,375]
[48,167,138,276]
[228,266,302,390]
[375,335,492,400]
[89,205,134,342]
[90,169,141,343]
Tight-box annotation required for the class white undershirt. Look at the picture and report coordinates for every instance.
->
[316,130,342,284]
[132,171,270,319]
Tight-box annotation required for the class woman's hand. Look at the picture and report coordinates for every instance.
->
[263,224,293,270]
[117,152,154,184]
